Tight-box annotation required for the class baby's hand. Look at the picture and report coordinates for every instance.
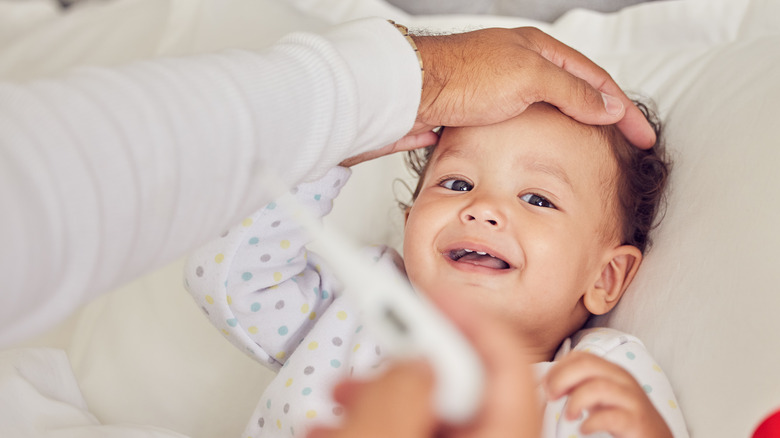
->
[544,351,672,438]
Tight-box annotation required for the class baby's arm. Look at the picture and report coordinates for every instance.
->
[544,332,688,438]
[184,167,351,369]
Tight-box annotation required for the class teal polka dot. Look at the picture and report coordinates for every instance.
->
[242,272,253,281]
[626,351,636,360]
[355,325,363,333]
[249,237,259,245]
[643,384,653,394]
[267,202,277,210]
[314,194,321,201]
[321,290,329,299]
[251,302,261,312]
[266,399,272,409]
[313,287,320,295]
[302,387,312,396]
[330,359,341,368]
[278,326,289,336]
[227,318,238,327]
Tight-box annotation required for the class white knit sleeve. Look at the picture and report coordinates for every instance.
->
[0,18,420,346]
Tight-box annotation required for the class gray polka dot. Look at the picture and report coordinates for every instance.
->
[258,417,265,428]
[275,300,285,310]
[283,403,290,414]
[260,254,271,262]
[375,345,381,356]
[271,220,281,228]
[290,188,298,195]
[333,406,344,416]
[195,266,204,277]
[304,366,315,375]
[333,179,341,188]
[332,337,343,346]
[220,230,229,238]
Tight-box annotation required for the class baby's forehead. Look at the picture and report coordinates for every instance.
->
[434,107,615,173]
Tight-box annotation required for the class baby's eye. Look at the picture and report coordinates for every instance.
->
[520,193,556,209]
[439,178,473,192]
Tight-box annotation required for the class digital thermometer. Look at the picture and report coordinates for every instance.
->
[276,192,485,424]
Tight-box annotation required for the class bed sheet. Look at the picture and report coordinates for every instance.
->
[3,0,780,437]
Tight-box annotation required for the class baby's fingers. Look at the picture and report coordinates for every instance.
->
[544,351,635,400]
[579,402,673,438]
[562,376,639,422]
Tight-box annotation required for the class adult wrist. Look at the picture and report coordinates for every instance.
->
[387,20,424,87]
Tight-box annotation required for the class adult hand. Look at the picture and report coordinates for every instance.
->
[306,290,542,438]
[544,352,672,438]
[413,27,656,149]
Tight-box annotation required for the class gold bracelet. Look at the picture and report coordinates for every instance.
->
[388,20,424,87]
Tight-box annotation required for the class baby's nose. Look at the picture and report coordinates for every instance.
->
[460,201,505,228]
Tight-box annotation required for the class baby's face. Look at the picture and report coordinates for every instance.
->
[403,103,620,360]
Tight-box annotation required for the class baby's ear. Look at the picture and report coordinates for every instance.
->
[584,245,642,315]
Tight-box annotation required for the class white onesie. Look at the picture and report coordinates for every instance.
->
[185,167,689,438]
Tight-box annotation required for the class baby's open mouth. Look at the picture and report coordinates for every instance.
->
[447,248,510,269]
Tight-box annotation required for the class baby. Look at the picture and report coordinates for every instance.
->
[185,102,688,437]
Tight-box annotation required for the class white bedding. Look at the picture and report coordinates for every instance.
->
[3,0,779,437]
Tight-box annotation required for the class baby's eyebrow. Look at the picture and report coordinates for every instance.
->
[522,159,573,190]
[432,146,468,164]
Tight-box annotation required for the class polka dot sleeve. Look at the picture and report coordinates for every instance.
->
[543,328,689,438]
[184,167,351,370]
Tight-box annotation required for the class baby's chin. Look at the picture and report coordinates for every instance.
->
[412,277,505,308]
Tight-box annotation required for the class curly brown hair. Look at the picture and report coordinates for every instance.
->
[402,101,670,254]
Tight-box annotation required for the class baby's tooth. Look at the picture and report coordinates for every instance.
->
[476,251,487,255]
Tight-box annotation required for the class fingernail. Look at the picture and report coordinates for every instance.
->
[602,93,624,116]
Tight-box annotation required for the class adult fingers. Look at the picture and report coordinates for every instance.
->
[338,130,438,167]
[315,361,437,438]
[526,28,656,148]
[426,291,542,438]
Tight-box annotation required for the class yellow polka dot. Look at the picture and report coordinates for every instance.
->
[242,217,253,227]
[276,351,286,360]
[668,400,677,409]
[214,253,224,263]
[248,326,258,334]
[205,295,214,304]
[270,284,279,290]
[353,344,361,352]
[653,364,662,372]
[306,410,317,419]
[555,412,561,421]
[221,329,229,336]
[337,311,347,320]
[308,342,318,350]
[273,272,283,282]
[309,311,317,320]
[583,347,591,353]
[280,240,290,249]
[285,378,293,387]
[276,419,282,429]
[301,303,310,314]
[568,435,577,438]
[226,295,233,305]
